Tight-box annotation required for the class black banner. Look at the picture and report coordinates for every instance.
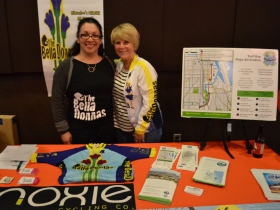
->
[0,183,136,210]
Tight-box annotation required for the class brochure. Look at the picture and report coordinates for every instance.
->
[192,156,229,187]
[151,146,180,169]
[263,173,280,194]
[176,145,198,172]
[251,169,280,200]
[138,168,181,205]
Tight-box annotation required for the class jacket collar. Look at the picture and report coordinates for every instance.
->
[116,54,138,72]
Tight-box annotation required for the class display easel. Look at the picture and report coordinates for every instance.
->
[199,119,252,159]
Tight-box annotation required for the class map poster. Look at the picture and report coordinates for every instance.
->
[181,48,278,121]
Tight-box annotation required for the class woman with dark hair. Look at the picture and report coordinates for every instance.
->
[51,17,115,144]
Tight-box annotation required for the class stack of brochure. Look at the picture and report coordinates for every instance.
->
[0,145,38,170]
[138,168,181,205]
[192,156,229,187]
[251,169,280,200]
[151,146,180,170]
[176,145,198,172]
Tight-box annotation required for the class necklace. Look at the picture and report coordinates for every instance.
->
[87,64,96,73]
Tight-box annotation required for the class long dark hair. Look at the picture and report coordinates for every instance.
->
[68,17,104,57]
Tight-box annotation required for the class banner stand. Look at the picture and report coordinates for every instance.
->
[199,119,252,159]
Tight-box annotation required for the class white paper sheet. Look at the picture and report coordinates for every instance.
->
[10,144,37,161]
[0,145,37,170]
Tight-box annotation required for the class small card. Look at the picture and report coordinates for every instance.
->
[18,177,39,185]
[0,176,14,184]
[184,185,203,196]
[19,168,38,175]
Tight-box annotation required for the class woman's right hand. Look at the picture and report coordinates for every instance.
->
[134,132,145,143]
[61,132,72,144]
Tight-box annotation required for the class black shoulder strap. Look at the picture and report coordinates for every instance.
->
[103,55,116,73]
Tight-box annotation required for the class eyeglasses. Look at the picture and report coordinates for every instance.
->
[80,34,102,40]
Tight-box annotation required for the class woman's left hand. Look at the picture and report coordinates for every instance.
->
[133,133,145,143]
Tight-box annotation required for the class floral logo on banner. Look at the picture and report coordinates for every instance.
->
[41,0,71,70]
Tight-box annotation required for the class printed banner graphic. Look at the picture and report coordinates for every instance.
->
[0,184,136,210]
[37,0,104,96]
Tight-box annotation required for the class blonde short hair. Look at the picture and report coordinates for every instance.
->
[110,23,140,50]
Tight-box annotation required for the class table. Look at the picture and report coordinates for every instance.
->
[0,140,280,209]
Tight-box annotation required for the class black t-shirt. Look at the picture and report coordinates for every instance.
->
[66,58,114,125]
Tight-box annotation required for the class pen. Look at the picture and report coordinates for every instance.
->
[16,161,23,171]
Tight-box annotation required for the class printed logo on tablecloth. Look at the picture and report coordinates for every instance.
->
[0,184,136,210]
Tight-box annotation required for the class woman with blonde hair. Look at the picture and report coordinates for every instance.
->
[111,23,163,143]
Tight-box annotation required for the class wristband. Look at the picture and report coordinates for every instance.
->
[59,129,69,135]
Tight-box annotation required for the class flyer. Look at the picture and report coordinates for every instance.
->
[192,156,229,187]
